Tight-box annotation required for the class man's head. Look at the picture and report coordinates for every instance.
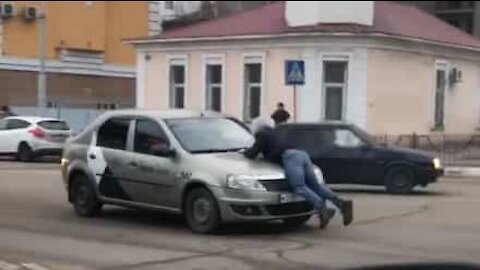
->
[277,102,285,109]
[250,117,274,135]
[1,106,8,112]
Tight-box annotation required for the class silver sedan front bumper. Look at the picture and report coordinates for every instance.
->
[210,186,317,222]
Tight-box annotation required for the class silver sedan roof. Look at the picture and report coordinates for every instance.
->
[99,109,224,120]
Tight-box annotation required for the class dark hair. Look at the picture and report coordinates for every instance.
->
[277,102,285,107]
[1,105,9,111]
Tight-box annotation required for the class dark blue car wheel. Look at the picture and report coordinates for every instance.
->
[385,167,415,194]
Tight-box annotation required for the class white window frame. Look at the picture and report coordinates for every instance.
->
[320,55,350,121]
[202,54,225,112]
[167,55,188,109]
[432,60,448,130]
[242,52,266,122]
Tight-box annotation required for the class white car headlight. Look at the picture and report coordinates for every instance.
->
[226,175,267,191]
[433,158,442,170]
[314,167,325,185]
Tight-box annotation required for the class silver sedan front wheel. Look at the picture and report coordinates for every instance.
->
[185,187,221,234]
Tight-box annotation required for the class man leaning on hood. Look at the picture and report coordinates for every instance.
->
[243,118,353,229]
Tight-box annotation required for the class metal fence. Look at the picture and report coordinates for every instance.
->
[373,133,480,165]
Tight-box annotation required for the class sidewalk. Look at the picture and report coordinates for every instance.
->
[444,166,480,178]
[445,159,480,178]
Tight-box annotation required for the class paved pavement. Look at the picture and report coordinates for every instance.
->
[1,162,480,270]
[444,166,480,177]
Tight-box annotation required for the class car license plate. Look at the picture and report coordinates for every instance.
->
[50,134,67,142]
[279,193,304,204]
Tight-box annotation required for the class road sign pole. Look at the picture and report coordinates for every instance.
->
[285,60,304,123]
[293,84,297,122]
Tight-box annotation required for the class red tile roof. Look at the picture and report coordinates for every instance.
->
[137,1,480,49]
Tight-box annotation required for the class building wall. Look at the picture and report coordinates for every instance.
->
[0,69,134,107]
[142,48,300,119]
[144,52,168,109]
[0,0,145,117]
[0,17,4,55]
[1,1,148,65]
[400,1,480,38]
[2,1,40,58]
[286,1,373,27]
[3,1,107,59]
[444,57,480,133]
[48,1,106,54]
[159,1,202,22]
[105,1,149,65]
[367,48,480,135]
[475,2,480,37]
[140,43,368,127]
[139,39,480,136]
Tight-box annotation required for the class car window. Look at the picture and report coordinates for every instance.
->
[6,119,31,130]
[279,128,314,152]
[0,120,6,130]
[166,117,253,153]
[97,117,130,150]
[134,119,170,155]
[279,127,336,155]
[38,120,70,131]
[333,128,363,147]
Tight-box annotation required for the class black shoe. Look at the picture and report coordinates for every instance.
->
[319,208,336,230]
[340,200,353,226]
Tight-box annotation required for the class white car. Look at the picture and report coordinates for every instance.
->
[0,116,72,162]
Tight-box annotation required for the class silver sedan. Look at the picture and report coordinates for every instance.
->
[61,110,324,233]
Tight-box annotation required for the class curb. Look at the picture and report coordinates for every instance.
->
[0,259,51,270]
[444,167,480,178]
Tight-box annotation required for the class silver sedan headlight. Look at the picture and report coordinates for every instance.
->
[226,175,267,191]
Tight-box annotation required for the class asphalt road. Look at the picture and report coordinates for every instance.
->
[0,162,480,270]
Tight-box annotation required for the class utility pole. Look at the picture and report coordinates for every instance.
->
[37,1,47,116]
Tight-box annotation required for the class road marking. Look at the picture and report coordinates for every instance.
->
[21,263,50,270]
[0,260,21,270]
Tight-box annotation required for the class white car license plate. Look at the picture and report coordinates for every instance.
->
[279,193,304,204]
[50,135,67,143]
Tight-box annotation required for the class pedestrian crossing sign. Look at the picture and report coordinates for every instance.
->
[285,60,305,85]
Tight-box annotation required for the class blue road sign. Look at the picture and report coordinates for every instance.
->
[285,60,305,86]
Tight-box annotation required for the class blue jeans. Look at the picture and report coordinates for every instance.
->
[282,149,337,211]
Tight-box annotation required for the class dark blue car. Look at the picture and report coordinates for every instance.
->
[277,123,443,194]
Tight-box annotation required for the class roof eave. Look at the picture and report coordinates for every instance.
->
[128,32,480,53]
[369,33,480,53]
[128,32,369,46]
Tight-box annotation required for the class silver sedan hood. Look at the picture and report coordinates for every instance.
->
[192,152,285,178]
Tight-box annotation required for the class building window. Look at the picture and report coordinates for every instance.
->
[434,63,447,129]
[244,63,262,121]
[206,64,222,112]
[323,61,348,121]
[169,62,186,109]
[165,1,174,10]
[60,49,104,65]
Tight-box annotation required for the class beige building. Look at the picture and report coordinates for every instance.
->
[130,1,480,136]
[0,1,157,111]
